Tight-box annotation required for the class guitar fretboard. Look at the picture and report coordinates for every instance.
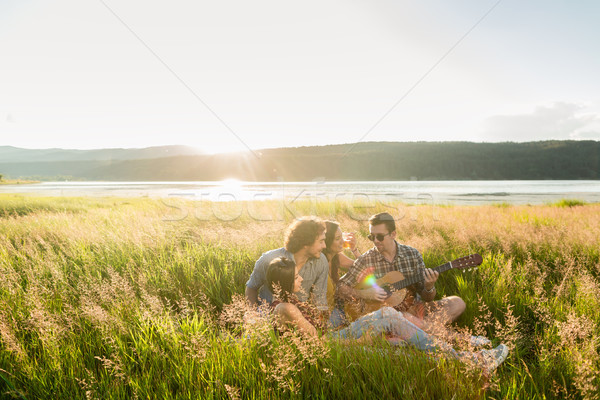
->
[387,262,453,292]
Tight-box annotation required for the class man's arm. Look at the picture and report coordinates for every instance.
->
[411,249,437,302]
[245,252,270,306]
[418,268,439,302]
[312,256,330,314]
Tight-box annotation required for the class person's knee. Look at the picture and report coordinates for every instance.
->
[380,306,398,319]
[447,296,466,317]
[274,302,295,319]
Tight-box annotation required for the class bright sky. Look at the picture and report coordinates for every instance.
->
[1,0,599,153]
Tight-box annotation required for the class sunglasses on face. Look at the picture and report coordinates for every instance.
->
[367,232,390,242]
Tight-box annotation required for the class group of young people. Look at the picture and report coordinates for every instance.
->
[244,212,509,373]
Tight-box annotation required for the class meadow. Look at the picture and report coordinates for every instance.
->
[0,193,598,399]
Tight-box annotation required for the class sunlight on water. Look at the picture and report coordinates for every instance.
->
[219,178,242,188]
[1,180,600,205]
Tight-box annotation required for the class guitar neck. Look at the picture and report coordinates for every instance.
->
[390,262,453,291]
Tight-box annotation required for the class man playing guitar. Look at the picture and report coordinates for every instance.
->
[337,212,466,330]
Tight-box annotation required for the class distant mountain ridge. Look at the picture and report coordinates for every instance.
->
[0,145,202,163]
[1,141,599,181]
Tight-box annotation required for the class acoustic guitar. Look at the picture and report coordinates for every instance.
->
[345,254,483,321]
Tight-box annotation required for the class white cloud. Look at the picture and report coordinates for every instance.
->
[480,102,600,142]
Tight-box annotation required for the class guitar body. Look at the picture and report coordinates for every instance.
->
[343,254,483,321]
[345,271,408,321]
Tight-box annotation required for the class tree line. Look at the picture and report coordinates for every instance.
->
[1,141,599,181]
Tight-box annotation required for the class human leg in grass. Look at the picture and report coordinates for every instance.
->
[273,304,509,372]
[403,298,491,348]
[267,252,504,371]
[330,307,457,355]
[327,307,506,372]
[404,296,466,328]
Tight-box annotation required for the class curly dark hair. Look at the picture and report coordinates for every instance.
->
[284,217,326,254]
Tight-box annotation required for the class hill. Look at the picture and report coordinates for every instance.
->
[0,141,599,181]
[0,145,201,163]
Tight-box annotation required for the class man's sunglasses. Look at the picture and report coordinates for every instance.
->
[367,232,390,242]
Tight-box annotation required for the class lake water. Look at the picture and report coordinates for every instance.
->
[1,180,599,205]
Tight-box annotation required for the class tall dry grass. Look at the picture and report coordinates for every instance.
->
[0,194,598,399]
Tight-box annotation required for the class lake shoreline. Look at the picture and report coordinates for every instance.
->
[1,180,599,205]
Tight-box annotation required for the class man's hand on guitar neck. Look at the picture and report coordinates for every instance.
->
[423,268,439,291]
[421,268,439,302]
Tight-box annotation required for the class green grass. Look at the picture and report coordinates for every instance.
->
[0,179,40,186]
[0,194,599,399]
[552,198,587,207]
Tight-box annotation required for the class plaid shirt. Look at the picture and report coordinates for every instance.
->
[338,241,427,296]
